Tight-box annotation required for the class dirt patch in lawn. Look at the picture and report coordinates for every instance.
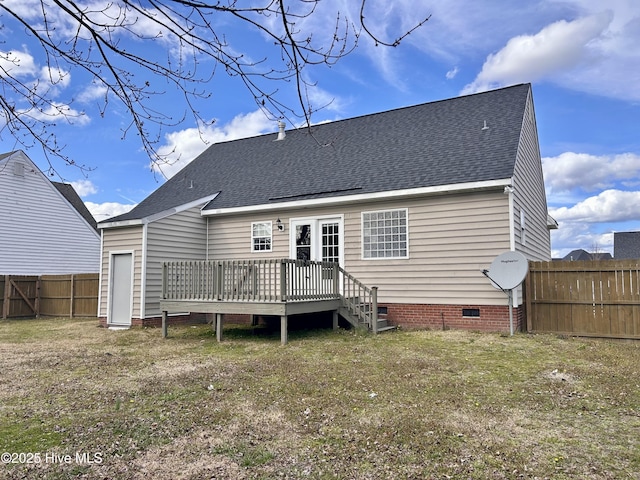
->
[1,318,639,479]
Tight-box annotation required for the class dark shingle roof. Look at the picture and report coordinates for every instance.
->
[614,231,640,259]
[108,84,531,222]
[52,182,99,232]
[561,249,613,261]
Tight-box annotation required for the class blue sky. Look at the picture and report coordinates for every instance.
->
[1,0,639,258]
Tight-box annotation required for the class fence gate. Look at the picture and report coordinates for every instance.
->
[1,274,99,319]
[525,260,640,340]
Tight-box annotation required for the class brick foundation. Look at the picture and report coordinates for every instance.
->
[98,304,524,333]
[381,303,524,333]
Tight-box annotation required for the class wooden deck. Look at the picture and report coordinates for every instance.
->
[160,259,379,344]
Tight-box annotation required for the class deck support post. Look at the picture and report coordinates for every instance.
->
[281,315,288,345]
[216,314,223,342]
[332,310,339,330]
[161,310,168,338]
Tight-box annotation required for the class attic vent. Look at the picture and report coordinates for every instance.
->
[274,120,286,141]
[13,162,25,176]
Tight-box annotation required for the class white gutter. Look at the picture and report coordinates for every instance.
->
[202,178,512,217]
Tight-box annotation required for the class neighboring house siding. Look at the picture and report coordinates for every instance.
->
[0,151,101,274]
[512,91,551,261]
[99,226,143,318]
[144,207,208,317]
[207,190,512,306]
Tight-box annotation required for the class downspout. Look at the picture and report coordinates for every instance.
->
[140,222,148,320]
[504,185,516,252]
[206,216,209,261]
[97,229,104,317]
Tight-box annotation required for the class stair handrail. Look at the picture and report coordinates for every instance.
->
[338,266,378,331]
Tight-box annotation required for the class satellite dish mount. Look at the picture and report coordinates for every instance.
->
[482,251,529,336]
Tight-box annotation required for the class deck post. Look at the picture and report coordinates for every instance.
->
[162,310,168,338]
[281,315,288,345]
[332,310,339,330]
[371,286,379,334]
[279,261,287,301]
[216,313,223,342]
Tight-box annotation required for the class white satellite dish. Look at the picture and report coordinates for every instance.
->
[482,251,529,336]
[486,251,528,290]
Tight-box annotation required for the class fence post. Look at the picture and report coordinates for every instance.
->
[69,274,74,319]
[35,277,41,318]
[2,275,9,319]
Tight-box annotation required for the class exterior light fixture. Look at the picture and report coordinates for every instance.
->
[275,218,285,231]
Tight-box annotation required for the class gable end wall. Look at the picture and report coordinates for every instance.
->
[512,90,552,261]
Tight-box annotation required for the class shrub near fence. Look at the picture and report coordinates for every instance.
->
[1,274,99,319]
[526,259,640,340]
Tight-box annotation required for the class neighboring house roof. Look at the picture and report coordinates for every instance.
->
[561,249,613,261]
[614,231,640,259]
[105,83,532,224]
[52,182,99,232]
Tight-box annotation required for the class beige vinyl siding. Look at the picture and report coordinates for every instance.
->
[144,207,207,317]
[207,190,511,305]
[512,90,552,261]
[99,226,143,318]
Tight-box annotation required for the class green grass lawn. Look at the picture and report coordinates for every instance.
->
[1,318,639,479]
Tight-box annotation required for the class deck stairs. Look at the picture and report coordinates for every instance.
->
[339,296,396,333]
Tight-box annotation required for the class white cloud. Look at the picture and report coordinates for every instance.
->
[543,152,640,193]
[0,49,38,77]
[550,189,640,223]
[20,102,90,126]
[70,179,98,197]
[445,67,459,80]
[152,110,275,179]
[462,12,613,94]
[86,201,136,222]
[77,83,109,104]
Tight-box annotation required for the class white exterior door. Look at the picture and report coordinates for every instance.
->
[108,252,133,326]
[290,217,343,294]
[290,217,343,265]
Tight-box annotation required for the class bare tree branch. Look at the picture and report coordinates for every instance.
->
[0,0,430,176]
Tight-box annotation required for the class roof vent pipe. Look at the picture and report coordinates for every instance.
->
[275,120,286,141]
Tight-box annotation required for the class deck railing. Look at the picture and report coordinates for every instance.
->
[339,267,379,332]
[162,259,340,302]
[162,259,378,329]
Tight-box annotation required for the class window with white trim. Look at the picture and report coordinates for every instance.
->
[362,209,408,259]
[251,222,272,252]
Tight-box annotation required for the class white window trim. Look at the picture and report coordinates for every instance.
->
[289,215,345,266]
[520,209,527,247]
[361,208,409,260]
[251,221,273,252]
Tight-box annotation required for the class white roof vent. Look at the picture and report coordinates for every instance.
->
[274,121,286,141]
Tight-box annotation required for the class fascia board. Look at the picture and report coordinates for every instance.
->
[99,192,219,229]
[202,179,512,217]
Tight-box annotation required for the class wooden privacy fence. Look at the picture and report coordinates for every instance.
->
[526,260,640,339]
[1,274,99,319]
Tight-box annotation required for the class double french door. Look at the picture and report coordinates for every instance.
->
[290,217,343,265]
[289,216,343,295]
